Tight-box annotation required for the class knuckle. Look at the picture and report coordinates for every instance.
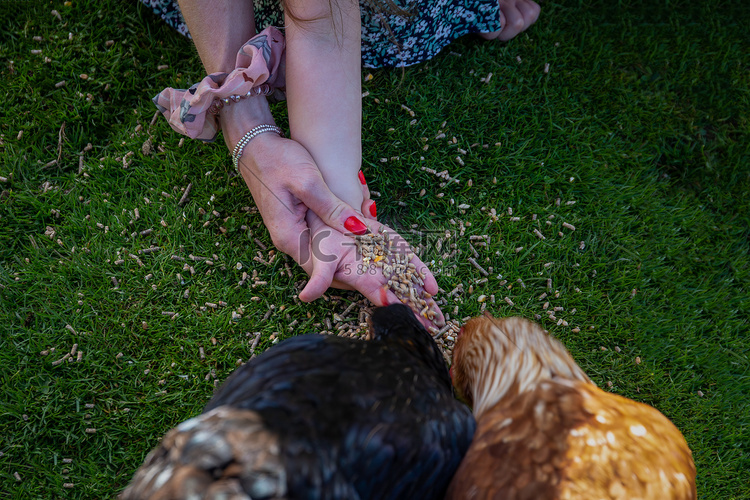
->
[326,202,347,222]
[295,176,318,195]
[291,169,323,196]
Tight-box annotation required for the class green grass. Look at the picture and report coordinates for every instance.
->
[1,0,749,498]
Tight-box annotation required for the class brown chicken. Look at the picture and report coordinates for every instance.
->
[446,314,696,500]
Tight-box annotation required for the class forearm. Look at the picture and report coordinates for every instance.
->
[284,0,363,208]
[177,0,274,149]
[177,0,257,73]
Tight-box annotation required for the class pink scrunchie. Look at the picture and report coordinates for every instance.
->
[152,26,286,142]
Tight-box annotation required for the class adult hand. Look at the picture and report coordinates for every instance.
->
[236,132,370,265]
[237,133,443,327]
[219,96,367,255]
[221,93,441,326]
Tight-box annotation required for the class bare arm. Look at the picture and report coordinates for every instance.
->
[177,0,256,73]
[174,0,371,280]
[284,0,363,209]
[176,0,275,148]
[170,0,442,318]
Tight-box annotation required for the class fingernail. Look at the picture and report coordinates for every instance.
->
[344,216,368,235]
[358,170,366,185]
[369,201,377,218]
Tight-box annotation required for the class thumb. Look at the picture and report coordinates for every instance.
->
[290,176,371,236]
[299,268,335,302]
[298,217,354,302]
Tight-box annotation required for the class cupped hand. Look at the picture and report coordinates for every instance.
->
[298,210,446,328]
[221,99,440,327]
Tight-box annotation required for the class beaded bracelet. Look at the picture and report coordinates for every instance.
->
[232,124,283,173]
[207,83,274,116]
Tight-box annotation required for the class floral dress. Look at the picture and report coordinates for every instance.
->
[139,0,502,68]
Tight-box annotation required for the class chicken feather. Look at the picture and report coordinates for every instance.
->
[122,304,475,500]
[446,314,696,500]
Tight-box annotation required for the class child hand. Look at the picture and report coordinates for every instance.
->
[299,211,446,328]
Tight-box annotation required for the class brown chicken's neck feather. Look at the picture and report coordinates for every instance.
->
[457,316,592,419]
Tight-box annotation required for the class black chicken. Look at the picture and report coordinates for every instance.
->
[121,303,475,500]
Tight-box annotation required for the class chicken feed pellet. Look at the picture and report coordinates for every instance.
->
[354,229,441,324]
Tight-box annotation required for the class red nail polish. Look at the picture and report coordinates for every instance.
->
[369,201,377,218]
[344,216,368,235]
[358,170,366,185]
